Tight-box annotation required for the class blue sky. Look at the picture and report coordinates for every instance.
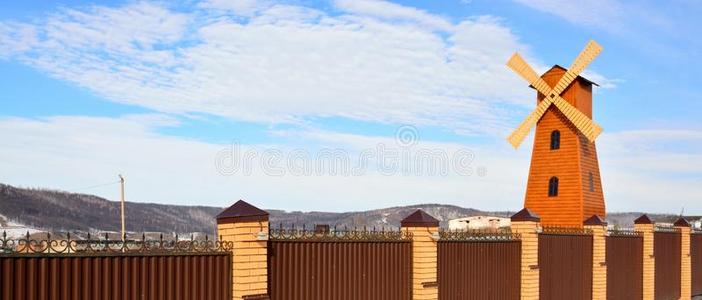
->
[0,0,700,214]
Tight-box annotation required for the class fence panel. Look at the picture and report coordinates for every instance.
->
[693,233,702,296]
[0,233,233,300]
[654,230,681,300]
[0,253,231,300]
[538,229,593,300]
[437,237,520,300]
[606,233,643,300]
[268,228,412,300]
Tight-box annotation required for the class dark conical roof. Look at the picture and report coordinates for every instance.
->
[216,200,268,224]
[634,214,653,225]
[511,208,540,222]
[401,209,439,227]
[674,218,690,227]
[583,215,607,226]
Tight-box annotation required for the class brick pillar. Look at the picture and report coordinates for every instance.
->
[217,200,270,300]
[401,209,439,300]
[675,218,692,300]
[584,215,607,300]
[634,214,655,300]
[510,208,540,300]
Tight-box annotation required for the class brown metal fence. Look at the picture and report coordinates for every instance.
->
[606,232,643,300]
[0,232,233,300]
[693,233,702,296]
[268,227,412,300]
[437,231,521,300]
[654,230,681,300]
[1,253,231,300]
[538,228,593,300]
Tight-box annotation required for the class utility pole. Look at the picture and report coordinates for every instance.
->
[119,174,125,242]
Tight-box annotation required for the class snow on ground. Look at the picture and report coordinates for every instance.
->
[0,214,42,239]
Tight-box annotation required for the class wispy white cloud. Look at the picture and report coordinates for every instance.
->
[598,129,702,213]
[513,0,624,31]
[199,0,269,16]
[512,0,701,66]
[334,0,453,31]
[0,22,39,56]
[0,0,549,136]
[581,70,621,89]
[599,129,702,173]
[0,115,525,211]
[8,1,684,214]
[0,115,698,214]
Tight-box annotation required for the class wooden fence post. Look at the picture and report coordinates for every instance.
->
[634,214,655,300]
[584,215,607,300]
[401,209,439,300]
[675,218,691,300]
[510,208,540,300]
[216,200,270,300]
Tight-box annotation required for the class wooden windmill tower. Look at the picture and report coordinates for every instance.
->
[507,40,605,228]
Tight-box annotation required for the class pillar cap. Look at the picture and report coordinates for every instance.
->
[511,208,540,222]
[583,215,607,226]
[674,217,691,227]
[400,209,439,227]
[216,200,269,224]
[633,214,653,225]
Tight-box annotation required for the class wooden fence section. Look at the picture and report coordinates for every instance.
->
[605,233,643,300]
[437,239,521,300]
[654,231,681,300]
[268,240,412,300]
[691,233,702,296]
[538,229,593,300]
[0,253,231,300]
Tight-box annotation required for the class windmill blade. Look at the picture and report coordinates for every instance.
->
[506,53,553,97]
[551,95,603,141]
[592,123,603,140]
[552,40,603,95]
[507,98,553,148]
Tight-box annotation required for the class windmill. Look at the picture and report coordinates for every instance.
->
[506,40,606,227]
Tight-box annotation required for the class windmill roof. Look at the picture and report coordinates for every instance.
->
[529,65,599,90]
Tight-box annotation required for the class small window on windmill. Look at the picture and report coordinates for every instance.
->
[589,172,594,192]
[550,130,560,150]
[548,177,559,197]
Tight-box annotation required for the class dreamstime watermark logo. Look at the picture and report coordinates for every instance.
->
[215,126,487,177]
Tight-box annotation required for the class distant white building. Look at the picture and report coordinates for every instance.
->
[448,216,510,230]
[693,219,702,230]
[656,222,674,228]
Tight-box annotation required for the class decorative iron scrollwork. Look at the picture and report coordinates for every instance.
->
[268,224,412,241]
[540,226,593,236]
[438,228,520,241]
[607,229,642,237]
[0,231,233,255]
[654,226,680,233]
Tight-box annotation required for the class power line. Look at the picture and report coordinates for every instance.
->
[67,180,120,193]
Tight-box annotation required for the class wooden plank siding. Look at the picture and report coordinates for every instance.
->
[524,66,605,228]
